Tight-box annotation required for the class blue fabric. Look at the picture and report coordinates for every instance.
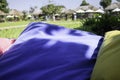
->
[0,22,103,80]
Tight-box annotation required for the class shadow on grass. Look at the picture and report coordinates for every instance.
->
[74,25,94,34]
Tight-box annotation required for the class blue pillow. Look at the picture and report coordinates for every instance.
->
[0,22,103,80]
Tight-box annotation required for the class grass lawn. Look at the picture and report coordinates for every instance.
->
[0,20,83,38]
[47,20,82,29]
[0,28,25,38]
[0,21,31,28]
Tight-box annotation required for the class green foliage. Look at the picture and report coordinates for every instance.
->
[79,18,96,32]
[82,13,120,36]
[80,0,89,6]
[100,0,112,9]
[0,0,9,13]
[41,4,63,15]
[6,17,14,21]
[22,10,27,20]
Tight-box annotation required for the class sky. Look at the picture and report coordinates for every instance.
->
[7,0,117,11]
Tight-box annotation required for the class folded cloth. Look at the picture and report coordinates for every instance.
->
[0,22,103,80]
[90,30,120,80]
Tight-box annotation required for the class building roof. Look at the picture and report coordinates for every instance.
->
[32,9,42,15]
[105,2,120,10]
[76,4,98,11]
[63,9,76,14]
[9,9,23,16]
[76,9,85,13]
[112,8,120,12]
[95,9,104,13]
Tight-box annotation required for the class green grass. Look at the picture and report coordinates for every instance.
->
[47,20,82,29]
[0,21,31,28]
[0,28,25,38]
[0,20,82,38]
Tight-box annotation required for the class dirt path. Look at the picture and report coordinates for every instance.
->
[0,25,27,30]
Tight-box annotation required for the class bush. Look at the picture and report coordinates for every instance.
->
[6,17,14,22]
[82,13,120,36]
[0,18,5,22]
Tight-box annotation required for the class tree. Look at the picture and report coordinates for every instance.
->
[29,6,37,14]
[29,7,35,14]
[22,10,27,20]
[100,0,112,9]
[0,0,9,13]
[41,4,64,21]
[80,0,89,6]
[41,4,63,15]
